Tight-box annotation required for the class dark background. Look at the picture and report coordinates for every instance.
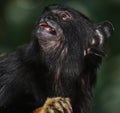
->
[0,0,120,113]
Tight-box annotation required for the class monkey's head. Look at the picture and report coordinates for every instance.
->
[33,4,114,77]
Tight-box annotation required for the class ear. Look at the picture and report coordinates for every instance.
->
[94,21,114,45]
[84,21,114,57]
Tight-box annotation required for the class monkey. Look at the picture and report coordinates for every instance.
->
[0,4,114,113]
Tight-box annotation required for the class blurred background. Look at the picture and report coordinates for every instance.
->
[0,0,120,113]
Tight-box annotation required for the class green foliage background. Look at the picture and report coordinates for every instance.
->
[0,0,119,113]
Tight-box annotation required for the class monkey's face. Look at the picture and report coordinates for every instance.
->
[33,4,114,71]
[34,5,83,55]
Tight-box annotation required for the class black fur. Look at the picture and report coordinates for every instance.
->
[0,4,114,113]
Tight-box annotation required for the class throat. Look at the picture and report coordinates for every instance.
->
[46,64,80,97]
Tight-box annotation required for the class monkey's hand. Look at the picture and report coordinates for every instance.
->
[33,97,73,113]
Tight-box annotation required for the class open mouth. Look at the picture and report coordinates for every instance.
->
[40,21,56,35]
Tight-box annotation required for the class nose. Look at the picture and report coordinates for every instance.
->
[46,15,54,20]
[45,13,59,21]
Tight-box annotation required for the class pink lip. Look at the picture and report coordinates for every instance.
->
[40,21,56,35]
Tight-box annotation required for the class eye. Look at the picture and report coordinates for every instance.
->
[59,11,72,21]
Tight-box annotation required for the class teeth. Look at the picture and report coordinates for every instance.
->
[45,27,51,32]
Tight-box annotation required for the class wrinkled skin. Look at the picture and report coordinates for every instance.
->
[0,4,114,113]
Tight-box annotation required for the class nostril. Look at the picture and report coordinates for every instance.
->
[47,15,53,20]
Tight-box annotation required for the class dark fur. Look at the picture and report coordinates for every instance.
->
[0,4,113,113]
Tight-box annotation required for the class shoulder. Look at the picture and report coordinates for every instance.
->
[0,45,28,73]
